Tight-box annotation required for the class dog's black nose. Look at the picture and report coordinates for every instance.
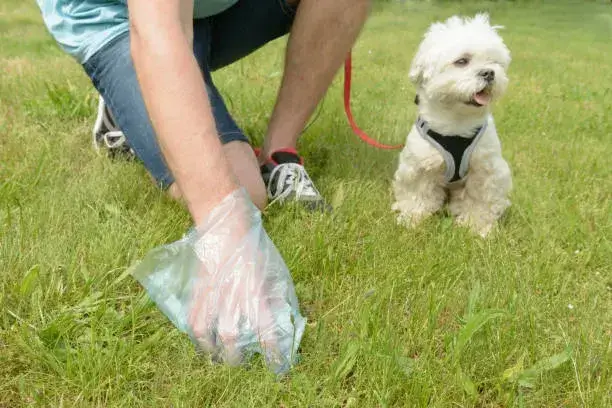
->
[479,69,495,82]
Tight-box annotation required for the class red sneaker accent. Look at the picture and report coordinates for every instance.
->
[256,147,303,166]
[269,148,303,165]
[272,147,299,156]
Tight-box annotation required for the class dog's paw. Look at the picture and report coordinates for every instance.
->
[394,208,431,229]
[475,223,494,238]
[392,199,438,229]
[455,213,494,238]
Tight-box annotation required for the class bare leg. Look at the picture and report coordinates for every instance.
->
[260,0,371,161]
[169,141,267,211]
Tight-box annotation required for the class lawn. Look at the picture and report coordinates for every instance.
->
[1,0,611,406]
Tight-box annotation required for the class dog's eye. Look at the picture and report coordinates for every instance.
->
[454,58,470,67]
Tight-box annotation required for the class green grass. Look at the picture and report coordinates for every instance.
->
[1,0,611,406]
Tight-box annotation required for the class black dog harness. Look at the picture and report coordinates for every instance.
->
[416,117,488,184]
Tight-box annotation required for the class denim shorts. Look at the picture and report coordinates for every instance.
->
[83,0,297,188]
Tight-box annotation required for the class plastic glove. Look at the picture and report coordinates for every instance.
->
[130,188,306,374]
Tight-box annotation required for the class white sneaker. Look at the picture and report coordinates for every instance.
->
[92,95,134,156]
[260,149,330,212]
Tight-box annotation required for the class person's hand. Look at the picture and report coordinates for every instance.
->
[131,188,306,374]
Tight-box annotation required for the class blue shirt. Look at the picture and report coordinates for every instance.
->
[36,0,238,64]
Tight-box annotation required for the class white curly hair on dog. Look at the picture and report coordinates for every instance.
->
[392,13,512,237]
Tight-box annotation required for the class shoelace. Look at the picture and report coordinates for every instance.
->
[93,98,128,152]
[101,107,127,149]
[102,130,127,149]
[267,163,320,204]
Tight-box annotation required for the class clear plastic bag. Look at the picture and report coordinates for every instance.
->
[130,188,306,374]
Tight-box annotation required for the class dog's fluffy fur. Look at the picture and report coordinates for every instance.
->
[392,14,512,237]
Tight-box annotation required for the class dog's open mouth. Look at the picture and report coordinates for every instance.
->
[467,88,492,107]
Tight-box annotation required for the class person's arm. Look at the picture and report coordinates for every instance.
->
[128,0,237,225]
[127,1,305,372]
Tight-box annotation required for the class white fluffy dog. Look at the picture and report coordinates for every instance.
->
[392,14,512,237]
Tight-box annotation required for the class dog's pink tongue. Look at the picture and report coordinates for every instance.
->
[473,91,492,106]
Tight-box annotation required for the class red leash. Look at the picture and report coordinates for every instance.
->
[343,52,404,150]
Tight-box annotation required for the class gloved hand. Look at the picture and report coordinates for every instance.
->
[130,188,306,374]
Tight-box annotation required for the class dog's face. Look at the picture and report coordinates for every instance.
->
[410,14,511,112]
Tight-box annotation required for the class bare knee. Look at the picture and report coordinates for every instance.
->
[168,182,183,201]
[167,181,266,213]
[165,142,267,213]
[249,185,268,212]
[224,141,268,212]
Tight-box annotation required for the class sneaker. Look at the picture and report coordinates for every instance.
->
[260,148,330,212]
[92,95,134,157]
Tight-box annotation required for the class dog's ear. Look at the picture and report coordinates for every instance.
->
[409,27,438,86]
[409,59,424,86]
[409,50,430,86]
